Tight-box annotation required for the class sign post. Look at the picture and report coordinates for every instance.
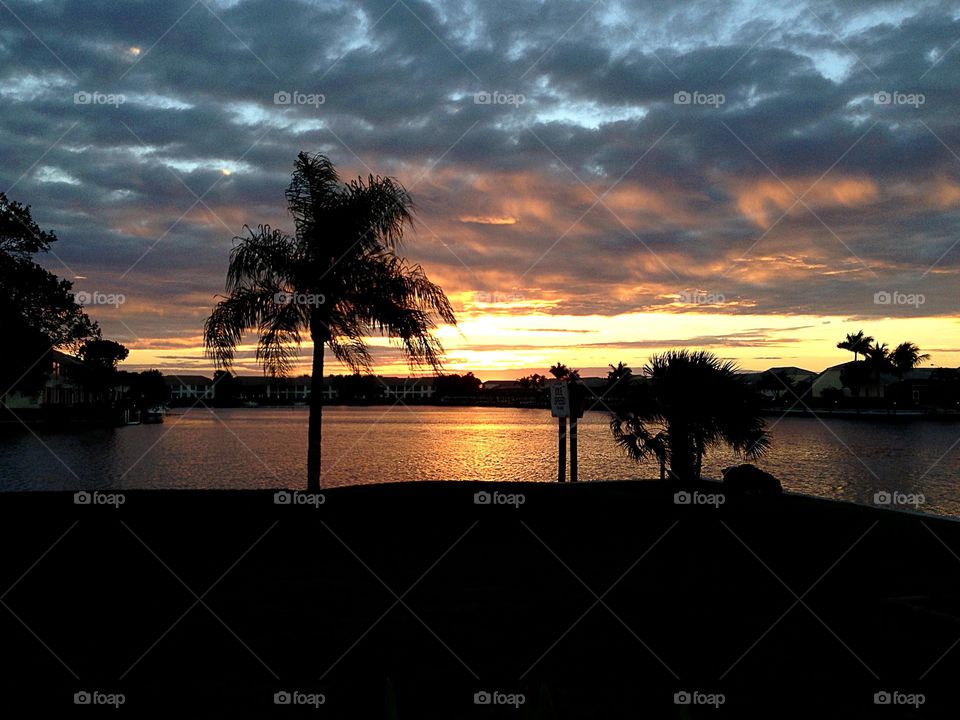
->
[569,382,585,482]
[550,382,569,482]
[570,412,578,484]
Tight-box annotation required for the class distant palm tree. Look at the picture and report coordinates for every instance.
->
[607,361,632,385]
[837,330,874,362]
[204,152,455,491]
[610,350,770,483]
[549,363,579,381]
[891,342,931,380]
[604,361,633,405]
[863,342,893,399]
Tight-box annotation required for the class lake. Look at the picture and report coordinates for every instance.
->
[2,406,959,516]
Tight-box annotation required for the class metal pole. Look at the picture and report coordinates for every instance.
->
[558,415,566,483]
[570,415,578,482]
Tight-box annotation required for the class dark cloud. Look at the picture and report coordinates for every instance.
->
[0,0,958,363]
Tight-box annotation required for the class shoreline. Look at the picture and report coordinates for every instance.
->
[3,480,959,715]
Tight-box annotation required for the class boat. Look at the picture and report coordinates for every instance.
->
[141,406,165,424]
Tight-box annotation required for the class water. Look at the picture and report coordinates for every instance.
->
[2,406,959,516]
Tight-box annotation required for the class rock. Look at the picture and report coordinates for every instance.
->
[721,464,782,497]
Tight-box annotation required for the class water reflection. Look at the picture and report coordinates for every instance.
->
[1,407,958,516]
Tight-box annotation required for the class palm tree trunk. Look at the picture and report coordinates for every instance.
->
[306,340,324,491]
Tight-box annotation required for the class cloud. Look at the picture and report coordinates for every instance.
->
[0,0,958,372]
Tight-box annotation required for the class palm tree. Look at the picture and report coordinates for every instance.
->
[837,330,874,362]
[204,152,455,490]
[549,363,579,381]
[863,342,893,400]
[890,342,930,380]
[610,350,770,483]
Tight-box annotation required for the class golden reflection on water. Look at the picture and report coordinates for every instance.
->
[2,406,959,516]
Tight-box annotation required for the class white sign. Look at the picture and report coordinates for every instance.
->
[550,382,569,417]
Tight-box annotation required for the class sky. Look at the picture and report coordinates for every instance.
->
[3,0,960,379]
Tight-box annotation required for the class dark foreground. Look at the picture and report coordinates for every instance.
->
[1,481,959,717]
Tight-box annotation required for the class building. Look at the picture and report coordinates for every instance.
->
[810,361,897,400]
[232,376,337,403]
[378,376,435,400]
[3,350,128,409]
[163,375,214,400]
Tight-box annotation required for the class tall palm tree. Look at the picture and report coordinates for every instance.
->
[837,330,874,362]
[610,350,770,483]
[204,152,455,490]
[891,342,931,380]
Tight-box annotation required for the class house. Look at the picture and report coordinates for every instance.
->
[746,366,818,401]
[233,375,337,403]
[163,375,214,400]
[378,376,435,400]
[3,350,128,409]
[887,368,939,407]
[810,361,896,400]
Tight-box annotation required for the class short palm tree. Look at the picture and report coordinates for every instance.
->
[610,350,770,483]
[891,342,930,380]
[837,330,874,362]
[204,152,455,490]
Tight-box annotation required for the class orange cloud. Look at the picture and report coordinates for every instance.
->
[736,176,879,226]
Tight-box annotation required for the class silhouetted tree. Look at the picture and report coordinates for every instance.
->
[837,330,873,362]
[891,342,930,380]
[76,339,128,399]
[204,152,455,490]
[518,373,547,389]
[434,372,480,398]
[840,361,872,412]
[864,342,893,399]
[0,193,98,401]
[610,350,770,483]
[212,369,238,406]
[131,370,169,408]
[605,361,633,396]
[549,363,580,381]
[78,339,128,370]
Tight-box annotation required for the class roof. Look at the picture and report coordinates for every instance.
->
[163,375,212,386]
[766,366,817,377]
[377,376,435,384]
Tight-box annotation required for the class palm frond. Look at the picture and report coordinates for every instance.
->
[256,298,310,377]
[204,287,278,368]
[226,225,297,293]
